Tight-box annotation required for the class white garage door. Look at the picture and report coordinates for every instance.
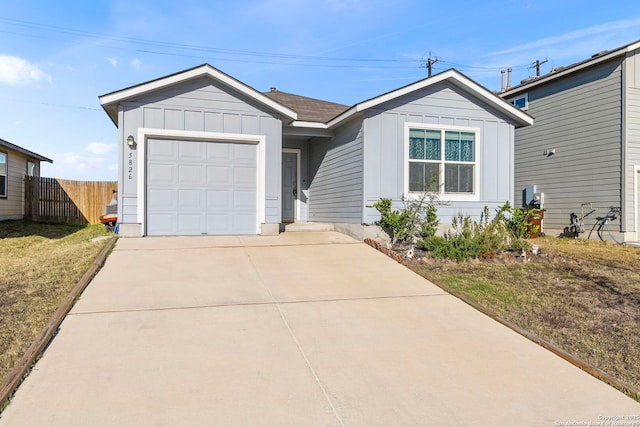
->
[146,138,257,236]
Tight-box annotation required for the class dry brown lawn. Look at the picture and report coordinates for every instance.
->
[407,237,640,396]
[0,221,111,386]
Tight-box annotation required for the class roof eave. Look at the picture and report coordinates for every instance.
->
[327,69,533,129]
[0,139,53,163]
[502,40,640,97]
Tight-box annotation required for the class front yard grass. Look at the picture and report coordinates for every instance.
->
[407,237,640,396]
[0,221,112,387]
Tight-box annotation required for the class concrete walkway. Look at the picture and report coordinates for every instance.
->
[1,232,638,426]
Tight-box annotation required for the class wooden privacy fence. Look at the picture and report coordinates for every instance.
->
[25,177,118,225]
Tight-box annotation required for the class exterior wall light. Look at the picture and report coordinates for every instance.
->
[127,135,136,148]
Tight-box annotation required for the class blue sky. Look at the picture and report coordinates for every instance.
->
[1,0,639,181]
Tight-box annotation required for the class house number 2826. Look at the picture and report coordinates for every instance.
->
[128,152,133,180]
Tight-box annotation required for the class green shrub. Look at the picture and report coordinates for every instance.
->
[369,194,441,244]
[416,202,538,262]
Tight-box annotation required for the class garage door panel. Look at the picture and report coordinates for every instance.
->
[177,214,203,234]
[206,166,232,186]
[206,190,232,209]
[148,140,175,158]
[146,213,176,235]
[148,164,176,184]
[234,167,257,187]
[234,144,257,163]
[179,141,203,159]
[233,214,257,234]
[206,143,232,160]
[147,189,176,210]
[233,190,256,210]
[179,164,204,184]
[177,189,204,210]
[146,138,258,236]
[205,214,232,234]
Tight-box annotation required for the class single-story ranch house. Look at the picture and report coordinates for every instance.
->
[0,138,52,221]
[99,65,533,237]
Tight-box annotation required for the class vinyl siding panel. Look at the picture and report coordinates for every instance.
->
[118,76,282,225]
[624,64,640,232]
[362,82,517,225]
[513,59,623,233]
[0,149,39,219]
[308,118,363,223]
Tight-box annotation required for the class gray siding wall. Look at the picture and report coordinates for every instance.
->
[624,49,640,234]
[513,59,623,234]
[117,77,283,225]
[362,82,516,225]
[308,118,363,223]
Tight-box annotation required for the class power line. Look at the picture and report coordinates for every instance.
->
[0,16,423,65]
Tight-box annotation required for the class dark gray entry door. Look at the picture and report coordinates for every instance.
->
[282,152,297,221]
[146,138,257,236]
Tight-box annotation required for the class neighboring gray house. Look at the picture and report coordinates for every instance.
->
[99,65,532,237]
[0,138,52,221]
[500,39,640,241]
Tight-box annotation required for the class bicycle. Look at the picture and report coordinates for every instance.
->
[564,203,596,238]
[588,207,622,244]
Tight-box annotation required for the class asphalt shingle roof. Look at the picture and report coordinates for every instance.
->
[262,89,349,123]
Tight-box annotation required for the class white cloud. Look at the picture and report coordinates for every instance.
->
[0,55,51,86]
[107,57,118,68]
[87,142,117,155]
[485,18,640,58]
[129,58,142,70]
[63,142,117,173]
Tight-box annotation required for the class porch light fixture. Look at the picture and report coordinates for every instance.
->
[127,135,136,148]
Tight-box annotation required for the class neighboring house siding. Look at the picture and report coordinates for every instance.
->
[118,77,283,225]
[513,59,623,233]
[624,51,640,233]
[0,150,29,219]
[308,118,363,223]
[362,83,516,225]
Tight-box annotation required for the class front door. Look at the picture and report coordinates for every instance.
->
[282,151,297,222]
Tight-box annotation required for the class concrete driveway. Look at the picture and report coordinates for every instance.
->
[1,231,639,426]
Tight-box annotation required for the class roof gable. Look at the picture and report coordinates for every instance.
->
[0,138,52,163]
[328,69,533,129]
[99,64,298,125]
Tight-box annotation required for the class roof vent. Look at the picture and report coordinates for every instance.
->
[270,87,277,92]
[591,50,608,58]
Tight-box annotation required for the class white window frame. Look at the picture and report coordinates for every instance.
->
[0,151,7,198]
[404,123,480,202]
[27,160,36,177]
[508,93,528,110]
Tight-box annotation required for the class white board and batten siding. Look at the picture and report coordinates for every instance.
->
[362,82,517,225]
[117,76,282,236]
[513,59,624,234]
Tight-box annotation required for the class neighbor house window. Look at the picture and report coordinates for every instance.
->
[27,161,36,177]
[0,152,7,198]
[407,125,477,197]
[508,93,528,110]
